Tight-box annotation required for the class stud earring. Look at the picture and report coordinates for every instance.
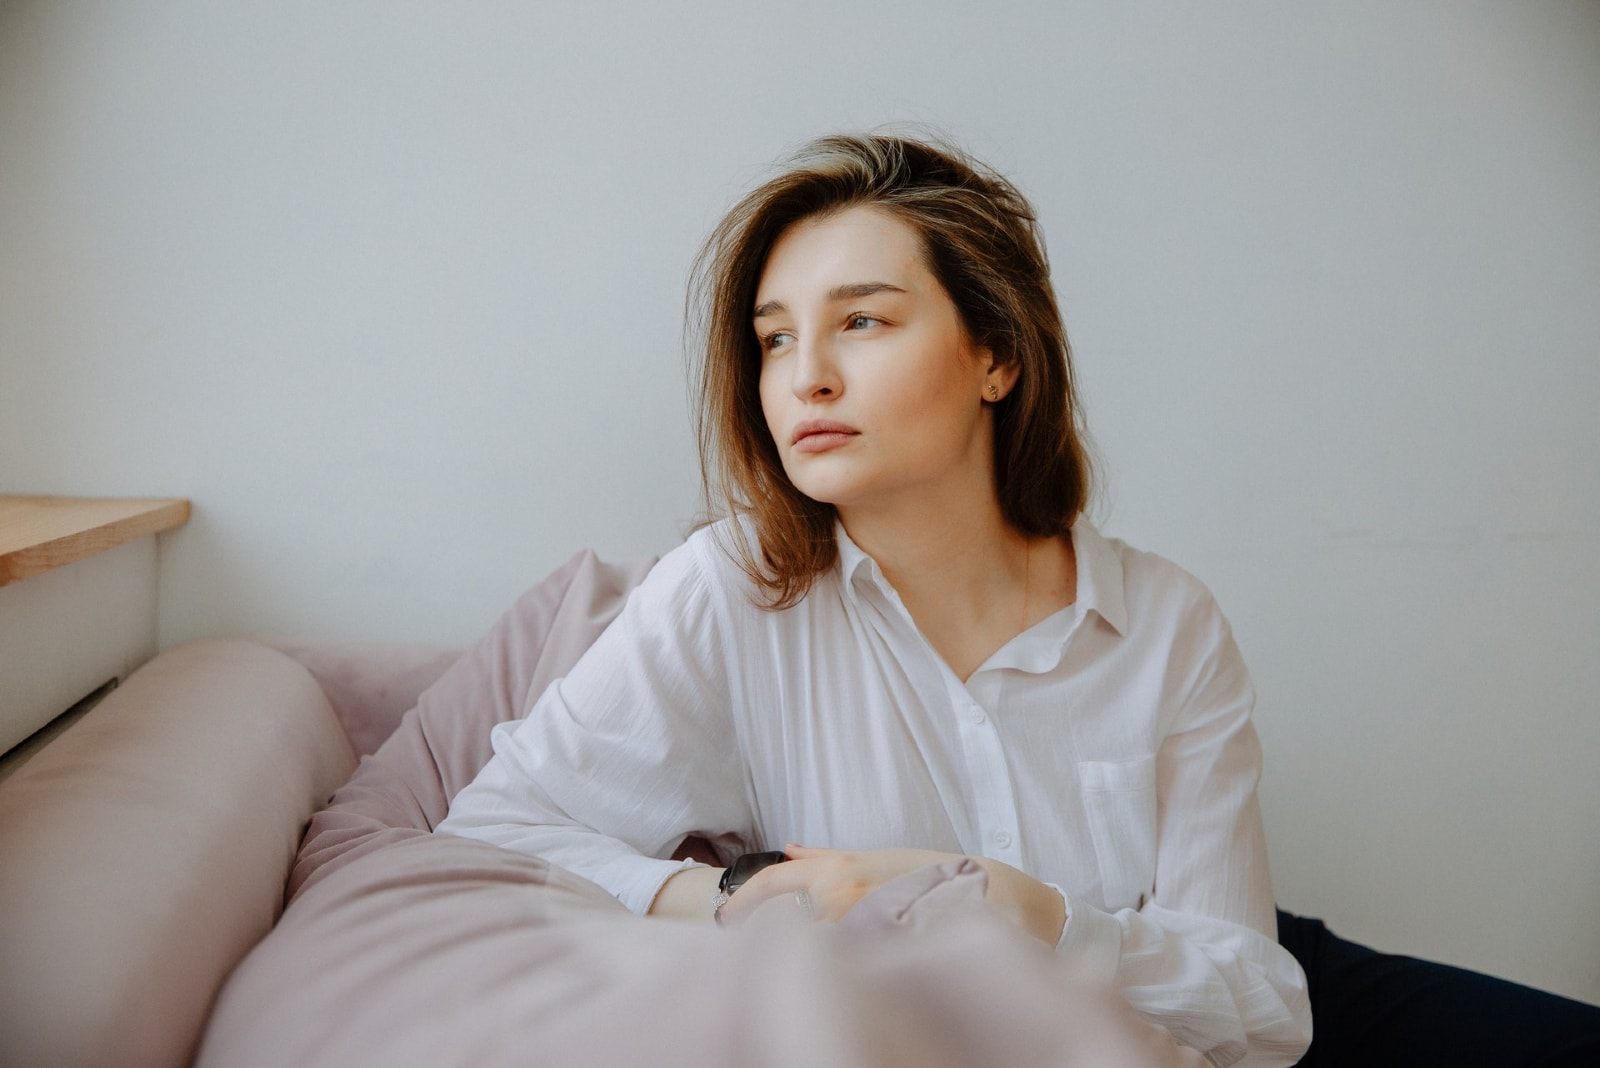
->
[987,383,1000,401]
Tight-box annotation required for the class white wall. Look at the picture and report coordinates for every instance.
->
[2,1,1596,1004]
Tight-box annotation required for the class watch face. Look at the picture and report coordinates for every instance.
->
[725,850,789,893]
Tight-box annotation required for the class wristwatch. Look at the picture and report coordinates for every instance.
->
[711,850,789,926]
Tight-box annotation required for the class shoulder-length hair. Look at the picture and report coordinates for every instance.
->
[687,132,1094,608]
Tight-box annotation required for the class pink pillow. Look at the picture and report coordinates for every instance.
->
[286,549,654,902]
[0,640,355,1068]
[268,640,465,759]
[208,841,1203,1068]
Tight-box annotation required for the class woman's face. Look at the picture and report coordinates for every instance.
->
[754,205,1008,521]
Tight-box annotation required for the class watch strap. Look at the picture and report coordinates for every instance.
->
[712,850,788,924]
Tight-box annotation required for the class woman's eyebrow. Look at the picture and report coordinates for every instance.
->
[752,282,908,320]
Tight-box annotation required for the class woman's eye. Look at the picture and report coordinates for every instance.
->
[847,315,880,330]
[762,330,794,351]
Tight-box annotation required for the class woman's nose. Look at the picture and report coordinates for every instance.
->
[791,337,842,401]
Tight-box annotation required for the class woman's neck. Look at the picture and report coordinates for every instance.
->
[838,498,1076,682]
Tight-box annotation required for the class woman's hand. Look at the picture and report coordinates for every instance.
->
[719,844,1068,946]
[725,845,955,923]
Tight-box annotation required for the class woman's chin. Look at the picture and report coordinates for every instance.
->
[781,468,859,510]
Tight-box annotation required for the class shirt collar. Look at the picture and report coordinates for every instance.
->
[987,518,1127,675]
[833,521,880,595]
[1068,516,1128,637]
[832,515,1129,638]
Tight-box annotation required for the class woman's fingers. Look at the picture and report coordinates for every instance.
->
[715,856,821,922]
[718,855,863,923]
[712,847,1063,943]
[717,846,961,925]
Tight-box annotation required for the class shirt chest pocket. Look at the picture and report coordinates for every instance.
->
[1078,756,1157,912]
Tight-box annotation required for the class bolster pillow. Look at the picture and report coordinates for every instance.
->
[0,638,357,1068]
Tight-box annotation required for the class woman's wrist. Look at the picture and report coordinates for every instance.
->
[646,864,724,922]
[975,857,1068,945]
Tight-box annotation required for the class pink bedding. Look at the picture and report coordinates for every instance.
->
[198,551,1204,1067]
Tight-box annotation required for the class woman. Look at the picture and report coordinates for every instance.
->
[440,134,1312,1065]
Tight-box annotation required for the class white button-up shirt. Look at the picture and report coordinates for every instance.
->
[440,518,1311,1065]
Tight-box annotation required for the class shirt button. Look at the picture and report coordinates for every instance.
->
[993,830,1013,849]
[969,706,987,725]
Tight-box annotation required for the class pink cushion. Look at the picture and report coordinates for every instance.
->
[286,549,655,901]
[0,639,355,1068]
[269,640,464,758]
[205,839,1203,1068]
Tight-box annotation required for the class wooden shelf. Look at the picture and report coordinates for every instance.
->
[0,496,191,587]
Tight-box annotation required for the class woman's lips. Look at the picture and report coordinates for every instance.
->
[790,421,859,453]
[792,432,857,453]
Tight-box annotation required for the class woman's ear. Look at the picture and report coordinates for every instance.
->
[983,353,1021,402]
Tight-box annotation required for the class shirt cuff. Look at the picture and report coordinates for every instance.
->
[602,854,708,915]
[1051,886,1123,983]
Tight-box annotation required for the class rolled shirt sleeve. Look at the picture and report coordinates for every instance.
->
[1053,592,1311,1067]
[438,544,756,914]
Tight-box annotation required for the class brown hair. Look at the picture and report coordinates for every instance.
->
[688,132,1094,607]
